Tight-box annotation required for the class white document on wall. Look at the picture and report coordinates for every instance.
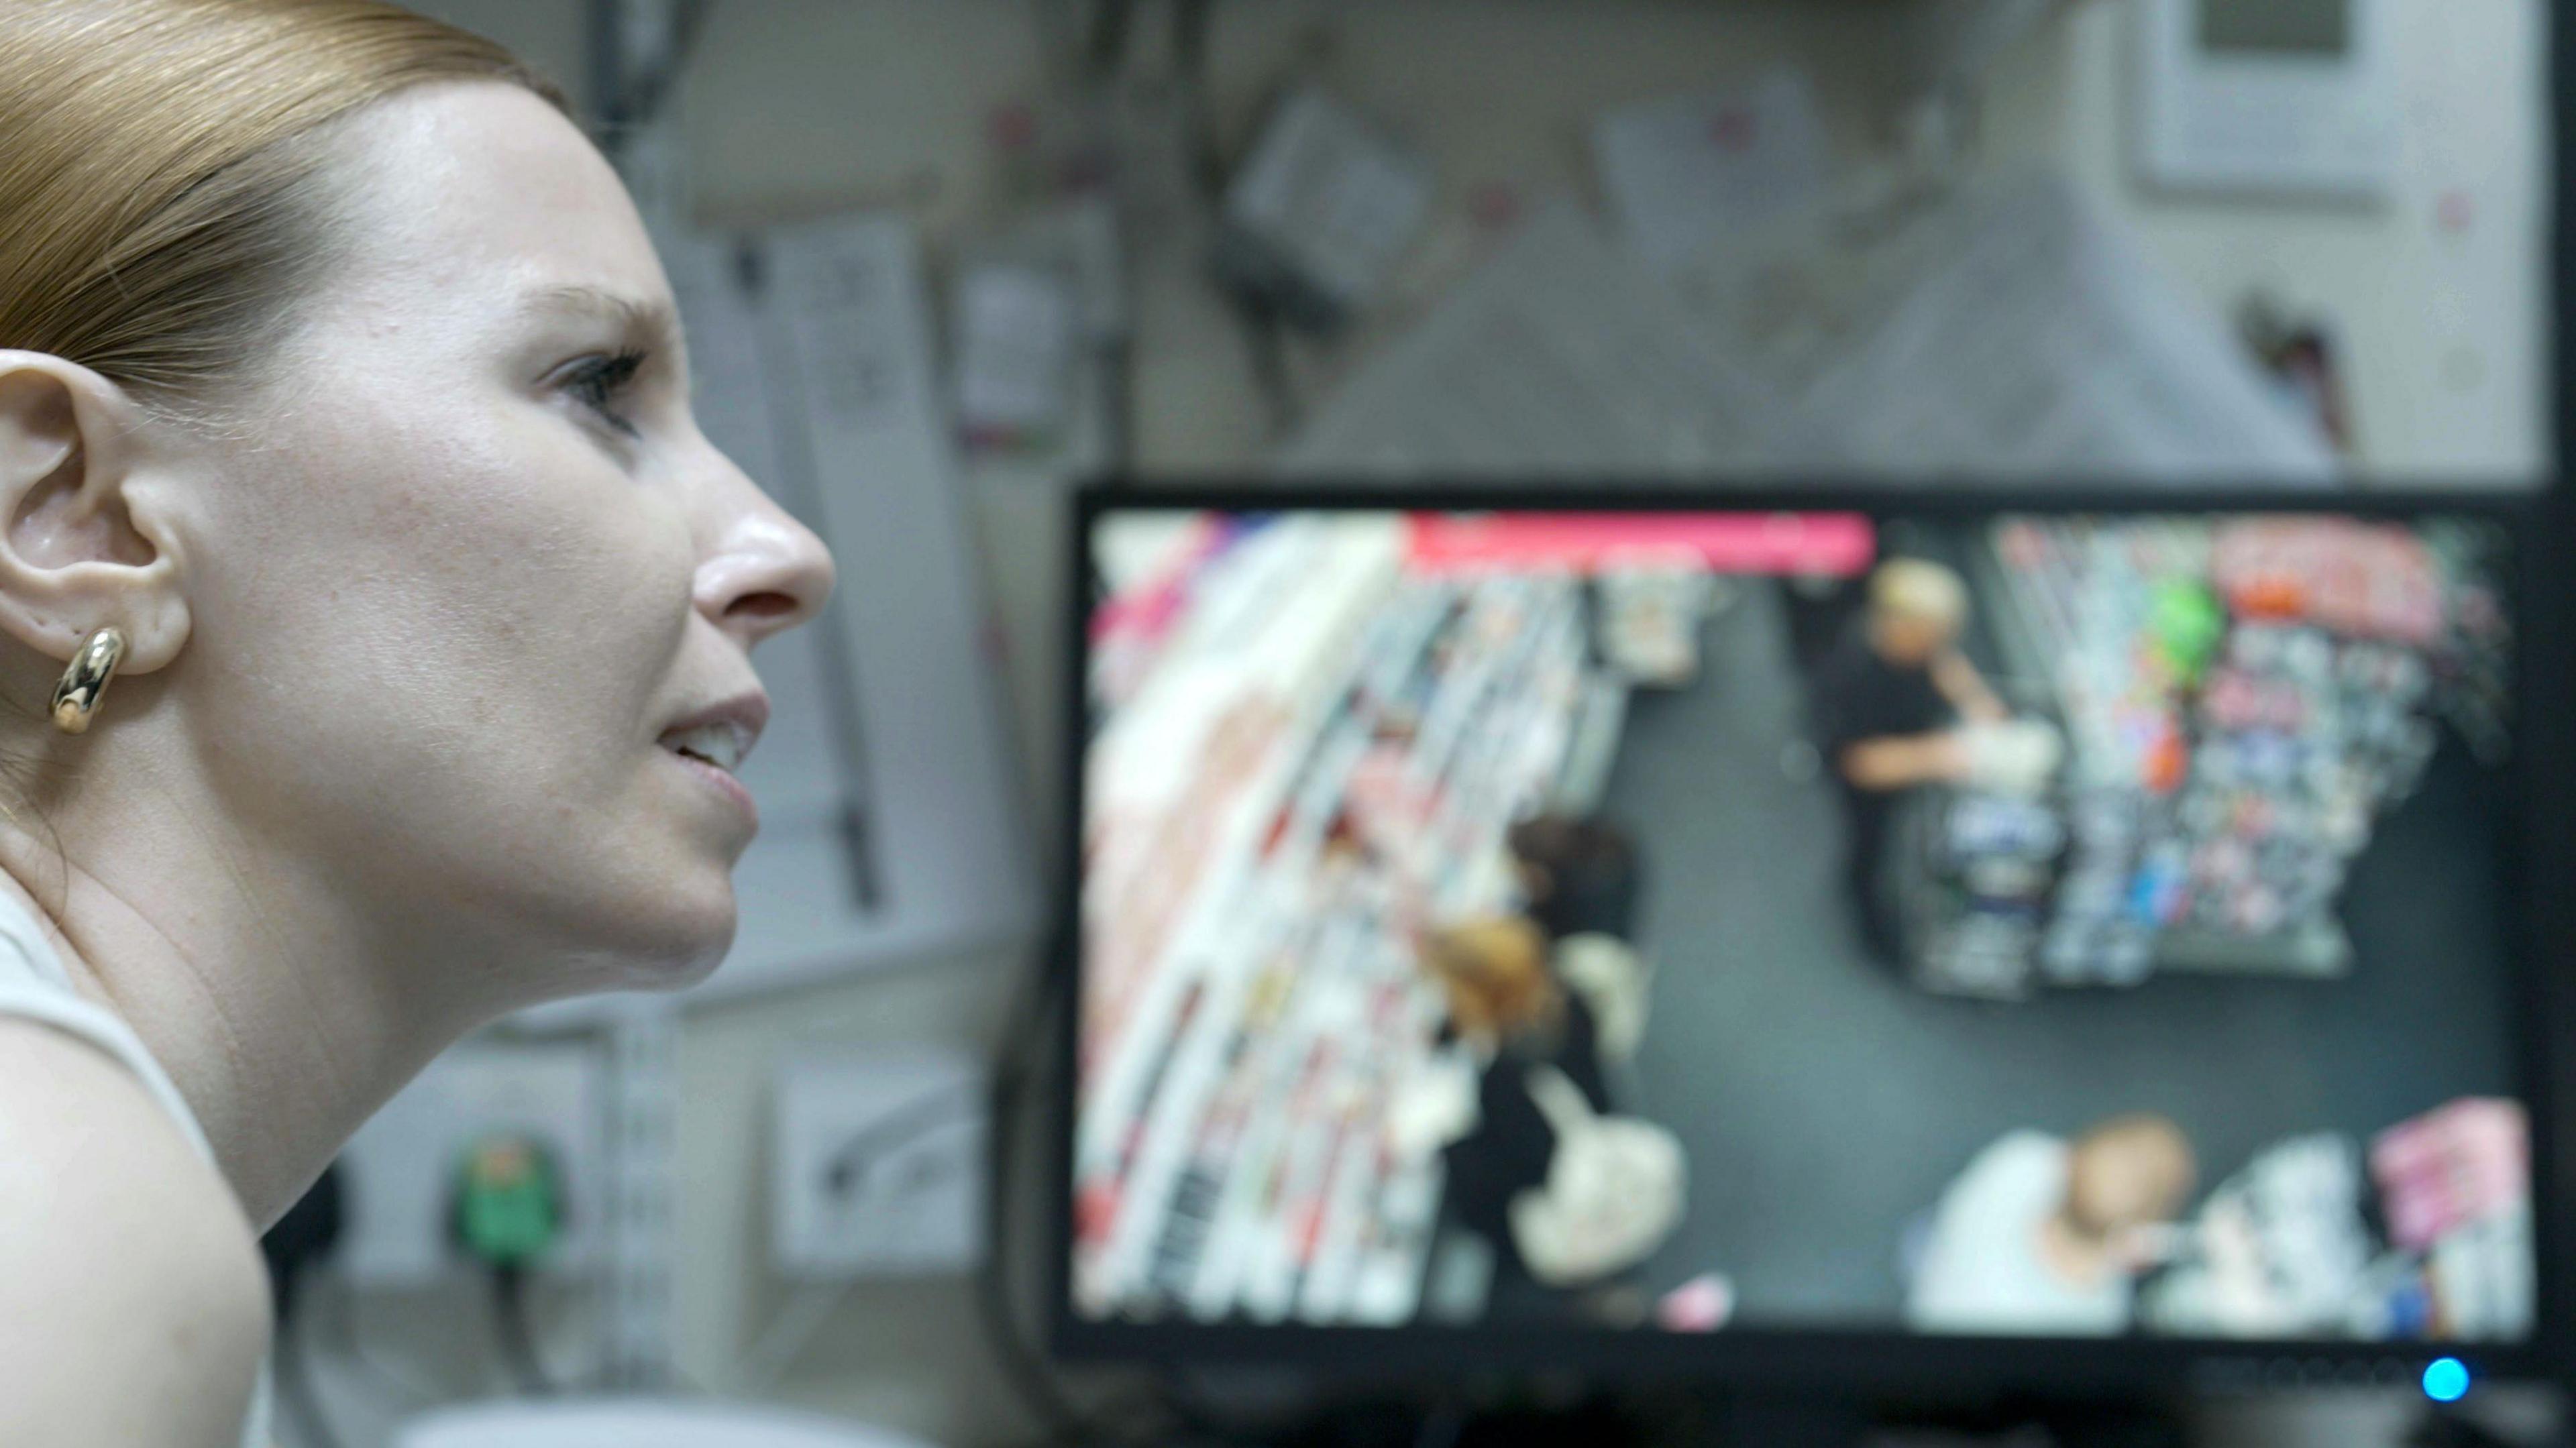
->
[527,219,1035,1023]
[1275,199,1828,479]
[1284,174,2335,486]
[1593,70,1830,274]
[1669,171,2341,482]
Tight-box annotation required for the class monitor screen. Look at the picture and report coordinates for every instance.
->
[1069,501,2534,1355]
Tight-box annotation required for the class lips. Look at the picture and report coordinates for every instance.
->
[657,694,768,776]
[661,720,748,771]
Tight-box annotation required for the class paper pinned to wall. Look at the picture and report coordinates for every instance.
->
[1674,172,2339,482]
[1282,173,2337,485]
[1275,199,1830,480]
[952,195,1126,483]
[1593,70,1831,274]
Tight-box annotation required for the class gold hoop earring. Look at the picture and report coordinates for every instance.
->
[52,627,126,736]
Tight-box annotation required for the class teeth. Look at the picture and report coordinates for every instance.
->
[663,721,747,773]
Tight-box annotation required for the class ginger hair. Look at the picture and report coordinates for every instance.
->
[0,0,565,408]
[1420,915,1561,1041]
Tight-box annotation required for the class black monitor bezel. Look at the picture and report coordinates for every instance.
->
[1049,481,2573,1396]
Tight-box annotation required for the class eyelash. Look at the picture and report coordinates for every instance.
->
[560,349,647,437]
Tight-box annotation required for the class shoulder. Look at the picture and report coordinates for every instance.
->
[1949,1130,2069,1203]
[0,1017,270,1446]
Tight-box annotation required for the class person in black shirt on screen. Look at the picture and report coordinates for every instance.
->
[1419,917,1611,1298]
[1813,559,2007,962]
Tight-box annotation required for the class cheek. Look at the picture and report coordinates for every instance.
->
[191,419,701,866]
[311,472,675,721]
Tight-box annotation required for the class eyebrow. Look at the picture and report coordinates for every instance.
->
[519,283,686,361]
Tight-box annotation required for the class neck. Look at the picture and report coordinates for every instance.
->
[0,743,483,1229]
[2037,1209,2114,1287]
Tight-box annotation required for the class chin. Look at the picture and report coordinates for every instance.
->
[639,934,733,993]
[590,873,741,995]
[654,896,740,989]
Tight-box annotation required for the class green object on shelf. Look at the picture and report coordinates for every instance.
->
[452,1134,563,1268]
[2149,579,2225,683]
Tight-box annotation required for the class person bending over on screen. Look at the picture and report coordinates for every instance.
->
[1908,1115,2199,1337]
[1811,557,2006,960]
[0,5,835,1443]
[1419,917,1613,1291]
[1502,814,1654,1062]
[1505,813,1642,943]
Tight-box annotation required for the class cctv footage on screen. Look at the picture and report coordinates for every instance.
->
[1072,507,2530,1345]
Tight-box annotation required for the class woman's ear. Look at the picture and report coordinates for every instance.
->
[0,353,190,673]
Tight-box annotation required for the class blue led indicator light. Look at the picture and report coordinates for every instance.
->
[2423,1357,2471,1404]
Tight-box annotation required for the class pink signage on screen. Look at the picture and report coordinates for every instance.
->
[1405,510,1876,577]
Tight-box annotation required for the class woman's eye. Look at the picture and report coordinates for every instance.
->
[559,351,646,437]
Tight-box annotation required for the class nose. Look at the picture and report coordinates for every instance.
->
[691,450,835,651]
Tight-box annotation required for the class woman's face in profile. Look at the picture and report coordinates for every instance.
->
[166,82,831,1002]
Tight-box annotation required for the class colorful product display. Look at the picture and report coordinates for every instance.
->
[1079,518,1593,1323]
[2372,1098,2534,1341]
[2143,1134,2378,1339]
[1904,517,2513,993]
[2143,1100,2535,1343]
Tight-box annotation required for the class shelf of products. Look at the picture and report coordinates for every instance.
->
[2369,1097,2534,1341]
[1982,518,2219,985]
[1923,516,2510,992]
[2142,1133,2379,1339]
[1893,787,2063,1001]
[1081,518,1410,1148]
[1077,526,1595,1324]
[2141,1099,2532,1343]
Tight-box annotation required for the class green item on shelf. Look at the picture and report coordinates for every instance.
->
[2149,579,2225,683]
[453,1134,564,1267]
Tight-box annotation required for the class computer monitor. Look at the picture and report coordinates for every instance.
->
[1052,486,2569,1396]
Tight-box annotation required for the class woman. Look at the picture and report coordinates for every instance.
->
[1417,917,1612,1297]
[1503,814,1652,1062]
[0,3,835,1441]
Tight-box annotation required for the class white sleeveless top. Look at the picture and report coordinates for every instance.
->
[0,893,275,1448]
